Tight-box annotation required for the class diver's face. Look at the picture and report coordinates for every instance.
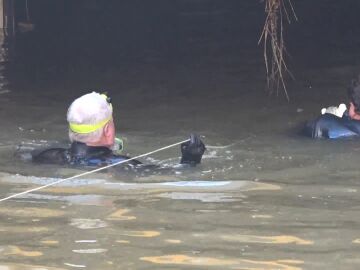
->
[349,102,360,120]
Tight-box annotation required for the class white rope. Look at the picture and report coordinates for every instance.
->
[0,139,190,202]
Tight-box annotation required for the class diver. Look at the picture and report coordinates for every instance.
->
[348,77,360,121]
[303,75,360,139]
[31,92,206,170]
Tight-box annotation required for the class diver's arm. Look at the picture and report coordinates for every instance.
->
[180,134,206,166]
[114,134,206,175]
[123,134,205,168]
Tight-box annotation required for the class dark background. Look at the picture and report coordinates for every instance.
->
[7,0,360,99]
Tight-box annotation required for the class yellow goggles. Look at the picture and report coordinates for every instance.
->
[69,92,113,134]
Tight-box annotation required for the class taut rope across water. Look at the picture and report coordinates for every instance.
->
[0,139,190,202]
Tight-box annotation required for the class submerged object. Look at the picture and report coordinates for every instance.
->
[303,112,360,139]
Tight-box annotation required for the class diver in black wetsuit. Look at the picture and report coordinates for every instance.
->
[31,92,206,169]
[303,76,360,139]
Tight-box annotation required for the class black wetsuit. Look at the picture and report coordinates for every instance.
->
[32,135,206,169]
[32,141,140,166]
[303,111,360,139]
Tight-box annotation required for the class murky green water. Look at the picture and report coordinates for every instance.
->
[1,1,360,269]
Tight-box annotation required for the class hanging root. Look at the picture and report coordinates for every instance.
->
[259,0,297,101]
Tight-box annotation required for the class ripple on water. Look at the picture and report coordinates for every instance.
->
[120,230,160,237]
[0,245,43,257]
[72,248,107,254]
[106,208,136,221]
[6,174,107,187]
[70,218,108,229]
[0,207,65,218]
[140,255,303,270]
[64,262,86,268]
[156,192,243,202]
[220,234,314,245]
[0,226,50,233]
[0,263,67,270]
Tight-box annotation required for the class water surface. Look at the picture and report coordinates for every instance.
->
[1,2,360,269]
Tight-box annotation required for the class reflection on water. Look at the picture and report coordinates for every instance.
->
[140,255,304,270]
[106,208,136,221]
[0,226,50,233]
[0,206,65,217]
[63,262,86,268]
[219,234,314,245]
[119,230,161,238]
[72,248,107,254]
[0,264,67,270]
[0,148,359,270]
[0,168,359,269]
[70,218,108,230]
[1,245,43,257]
[156,191,244,202]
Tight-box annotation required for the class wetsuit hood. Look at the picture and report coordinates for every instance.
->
[70,141,112,160]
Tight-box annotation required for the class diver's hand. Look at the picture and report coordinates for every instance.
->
[180,134,206,165]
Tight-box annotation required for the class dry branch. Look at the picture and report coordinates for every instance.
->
[259,0,297,100]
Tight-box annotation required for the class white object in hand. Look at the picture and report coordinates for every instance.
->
[321,103,347,118]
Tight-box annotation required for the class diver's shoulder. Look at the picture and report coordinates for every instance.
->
[32,147,69,165]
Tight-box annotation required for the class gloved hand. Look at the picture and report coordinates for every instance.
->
[180,134,206,165]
